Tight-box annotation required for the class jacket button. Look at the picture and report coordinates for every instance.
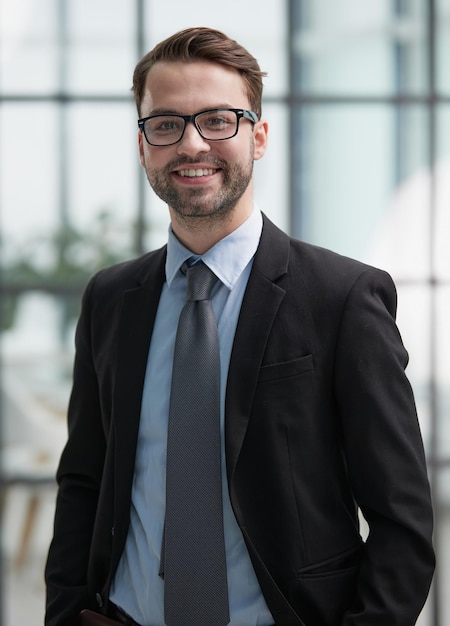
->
[96,592,103,607]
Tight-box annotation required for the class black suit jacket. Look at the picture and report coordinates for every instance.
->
[45,216,435,626]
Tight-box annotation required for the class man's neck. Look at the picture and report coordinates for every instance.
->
[169,203,254,255]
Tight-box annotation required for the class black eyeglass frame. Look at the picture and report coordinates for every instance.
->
[137,108,259,146]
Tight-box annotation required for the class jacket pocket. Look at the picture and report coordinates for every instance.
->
[291,546,362,625]
[258,354,313,383]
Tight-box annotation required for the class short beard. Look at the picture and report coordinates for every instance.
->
[145,144,254,229]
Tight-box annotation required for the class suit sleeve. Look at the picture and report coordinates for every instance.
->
[334,268,435,625]
[45,274,107,626]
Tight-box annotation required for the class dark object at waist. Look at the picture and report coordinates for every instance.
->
[108,603,142,626]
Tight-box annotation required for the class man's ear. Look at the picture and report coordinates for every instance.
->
[253,119,268,161]
[138,131,145,167]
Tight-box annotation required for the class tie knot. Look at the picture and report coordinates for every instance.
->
[183,261,218,302]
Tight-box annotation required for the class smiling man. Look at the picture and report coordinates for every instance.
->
[137,59,267,250]
[45,27,434,626]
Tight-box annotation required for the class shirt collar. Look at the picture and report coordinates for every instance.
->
[165,206,263,290]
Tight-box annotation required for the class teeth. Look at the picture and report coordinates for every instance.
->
[178,168,215,177]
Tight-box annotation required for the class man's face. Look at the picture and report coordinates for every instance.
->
[138,60,267,225]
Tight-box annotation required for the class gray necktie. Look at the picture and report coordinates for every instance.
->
[164,261,230,626]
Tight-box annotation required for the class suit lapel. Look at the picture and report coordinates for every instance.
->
[225,216,290,485]
[111,248,166,555]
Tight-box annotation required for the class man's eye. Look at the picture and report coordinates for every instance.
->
[209,117,227,126]
[203,115,232,130]
[150,118,182,133]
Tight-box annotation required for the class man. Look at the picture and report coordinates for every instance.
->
[45,27,434,626]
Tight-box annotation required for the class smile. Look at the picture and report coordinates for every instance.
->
[177,168,217,177]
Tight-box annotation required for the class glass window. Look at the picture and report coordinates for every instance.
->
[435,107,450,280]
[291,0,428,95]
[437,287,450,457]
[144,0,288,98]
[392,285,433,451]
[0,0,59,94]
[66,103,137,246]
[291,104,429,267]
[65,0,136,94]
[0,102,59,247]
[437,0,450,93]
[254,102,289,232]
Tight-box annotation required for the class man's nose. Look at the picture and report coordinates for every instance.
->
[176,122,211,156]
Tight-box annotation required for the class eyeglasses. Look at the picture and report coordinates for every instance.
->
[138,108,259,146]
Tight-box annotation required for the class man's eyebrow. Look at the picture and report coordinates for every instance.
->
[145,104,236,117]
[146,108,181,116]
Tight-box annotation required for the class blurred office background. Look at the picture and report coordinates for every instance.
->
[0,0,448,624]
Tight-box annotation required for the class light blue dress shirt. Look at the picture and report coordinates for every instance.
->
[110,207,274,625]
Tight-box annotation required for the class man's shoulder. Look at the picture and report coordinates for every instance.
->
[79,246,167,316]
[261,214,389,282]
[90,245,167,291]
[291,237,374,272]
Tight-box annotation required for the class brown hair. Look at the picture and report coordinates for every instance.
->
[132,27,267,118]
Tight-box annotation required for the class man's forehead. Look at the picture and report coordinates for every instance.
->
[141,60,248,110]
[145,59,243,85]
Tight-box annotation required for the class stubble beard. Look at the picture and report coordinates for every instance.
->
[145,145,255,229]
